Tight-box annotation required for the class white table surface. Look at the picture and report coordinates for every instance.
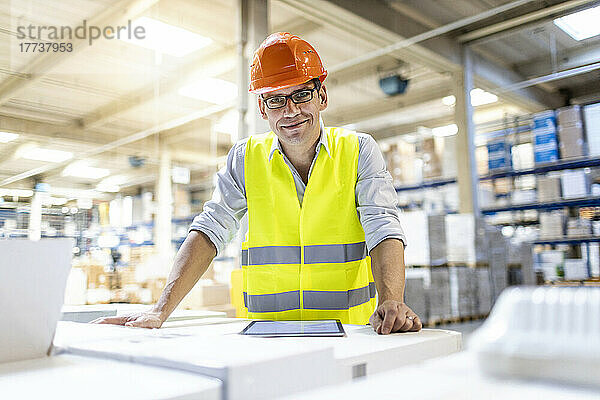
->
[0,354,222,400]
[53,319,461,399]
[283,351,600,400]
[61,304,226,323]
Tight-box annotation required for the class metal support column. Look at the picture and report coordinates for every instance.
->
[454,46,480,215]
[236,0,269,255]
[155,143,173,271]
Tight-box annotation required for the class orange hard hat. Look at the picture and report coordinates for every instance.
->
[249,32,327,95]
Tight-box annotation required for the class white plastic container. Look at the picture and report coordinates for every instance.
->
[470,286,600,387]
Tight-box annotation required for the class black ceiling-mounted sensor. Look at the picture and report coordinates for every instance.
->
[379,74,409,96]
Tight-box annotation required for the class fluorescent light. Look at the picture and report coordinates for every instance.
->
[63,161,109,180]
[554,5,600,41]
[470,88,498,106]
[20,147,73,163]
[432,124,458,137]
[440,88,498,107]
[178,78,238,104]
[442,95,456,106]
[0,188,33,197]
[0,131,19,143]
[50,197,68,206]
[120,16,212,57]
[97,175,126,192]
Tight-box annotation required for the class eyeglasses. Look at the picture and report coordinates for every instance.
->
[262,85,320,110]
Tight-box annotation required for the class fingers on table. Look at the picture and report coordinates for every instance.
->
[380,305,399,335]
[89,316,131,325]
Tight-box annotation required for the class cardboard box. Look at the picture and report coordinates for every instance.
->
[558,124,586,159]
[397,211,446,266]
[561,170,589,199]
[557,105,582,126]
[584,102,600,156]
[539,211,565,239]
[487,140,511,171]
[179,280,231,309]
[537,175,562,202]
[564,259,588,280]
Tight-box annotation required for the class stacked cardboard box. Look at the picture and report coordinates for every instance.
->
[179,279,231,310]
[566,218,592,237]
[557,105,586,159]
[426,267,452,322]
[532,111,560,164]
[564,259,588,280]
[486,140,511,171]
[584,102,600,156]
[474,267,493,315]
[445,214,487,264]
[383,141,420,186]
[539,211,565,238]
[486,227,508,302]
[448,266,477,318]
[537,174,562,202]
[422,138,442,179]
[398,211,446,266]
[403,274,427,323]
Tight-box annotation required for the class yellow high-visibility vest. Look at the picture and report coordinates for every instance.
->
[241,126,376,324]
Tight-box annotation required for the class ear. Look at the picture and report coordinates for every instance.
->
[318,84,328,111]
[257,97,268,120]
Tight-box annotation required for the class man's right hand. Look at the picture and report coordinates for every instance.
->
[90,311,163,329]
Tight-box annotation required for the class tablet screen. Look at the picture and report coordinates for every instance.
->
[240,320,345,336]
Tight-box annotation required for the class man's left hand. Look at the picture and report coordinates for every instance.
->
[369,300,422,334]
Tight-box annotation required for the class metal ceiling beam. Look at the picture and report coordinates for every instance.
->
[326,0,534,74]
[458,0,599,43]
[0,0,160,107]
[326,82,453,126]
[282,0,554,111]
[516,45,600,78]
[0,101,234,187]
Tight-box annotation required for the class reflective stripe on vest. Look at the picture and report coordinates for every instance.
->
[243,283,376,313]
[242,242,366,266]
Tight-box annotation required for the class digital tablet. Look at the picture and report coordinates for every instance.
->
[240,320,346,337]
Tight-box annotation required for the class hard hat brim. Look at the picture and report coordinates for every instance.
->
[249,73,327,95]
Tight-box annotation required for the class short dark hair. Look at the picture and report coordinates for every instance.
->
[312,78,321,92]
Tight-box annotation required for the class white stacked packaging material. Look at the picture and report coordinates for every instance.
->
[427,267,452,322]
[557,105,586,159]
[486,227,508,302]
[448,266,477,318]
[519,243,536,285]
[561,170,589,199]
[584,102,600,156]
[475,267,493,315]
[442,135,457,179]
[564,259,588,280]
[539,211,565,239]
[445,214,487,264]
[398,211,446,266]
[511,189,536,205]
[403,273,427,323]
[536,250,564,281]
[537,174,562,202]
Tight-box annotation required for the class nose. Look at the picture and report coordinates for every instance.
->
[282,97,301,117]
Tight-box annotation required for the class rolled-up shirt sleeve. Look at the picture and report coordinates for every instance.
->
[188,139,248,256]
[356,133,407,253]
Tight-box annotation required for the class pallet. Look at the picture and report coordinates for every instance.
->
[447,262,489,268]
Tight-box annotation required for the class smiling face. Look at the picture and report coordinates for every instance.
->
[258,80,328,149]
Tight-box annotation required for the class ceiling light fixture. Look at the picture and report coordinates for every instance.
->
[20,147,73,163]
[0,131,19,143]
[63,161,109,180]
[120,16,212,57]
[178,78,238,104]
[432,124,459,137]
[554,5,600,41]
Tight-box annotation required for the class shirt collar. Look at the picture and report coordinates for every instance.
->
[268,116,330,161]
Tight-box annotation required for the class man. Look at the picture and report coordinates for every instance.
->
[94,32,421,334]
